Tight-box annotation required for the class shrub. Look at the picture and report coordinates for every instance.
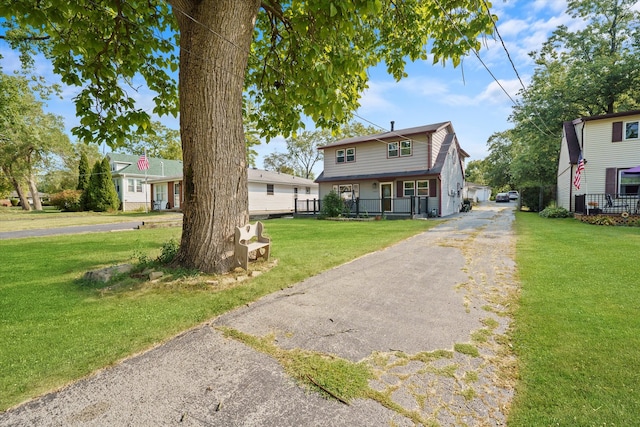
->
[50,190,83,212]
[539,206,572,218]
[157,238,180,264]
[10,198,19,207]
[84,158,120,212]
[319,190,343,219]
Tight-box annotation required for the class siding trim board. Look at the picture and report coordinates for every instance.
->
[315,169,436,183]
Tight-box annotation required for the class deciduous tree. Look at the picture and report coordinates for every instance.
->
[2,0,495,272]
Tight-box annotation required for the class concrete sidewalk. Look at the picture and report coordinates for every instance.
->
[0,203,518,426]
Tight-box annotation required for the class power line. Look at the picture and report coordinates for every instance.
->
[432,0,557,140]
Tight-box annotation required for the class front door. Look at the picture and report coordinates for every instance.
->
[173,183,181,209]
[381,182,392,212]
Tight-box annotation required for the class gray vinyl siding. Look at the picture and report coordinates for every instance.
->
[321,134,433,178]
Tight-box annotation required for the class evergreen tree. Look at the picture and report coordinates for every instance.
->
[76,151,90,191]
[84,158,120,212]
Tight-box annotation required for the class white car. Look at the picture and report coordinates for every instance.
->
[508,191,519,200]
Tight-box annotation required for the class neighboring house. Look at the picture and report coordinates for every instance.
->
[558,110,640,213]
[107,153,183,212]
[464,183,492,202]
[148,168,319,217]
[315,122,468,217]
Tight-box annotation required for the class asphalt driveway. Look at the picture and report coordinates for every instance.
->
[0,203,518,426]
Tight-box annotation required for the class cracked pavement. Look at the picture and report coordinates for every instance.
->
[0,203,518,426]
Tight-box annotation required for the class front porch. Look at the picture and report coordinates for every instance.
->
[574,193,640,215]
[294,196,438,219]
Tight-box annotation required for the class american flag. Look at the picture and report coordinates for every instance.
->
[137,153,149,171]
[573,152,585,189]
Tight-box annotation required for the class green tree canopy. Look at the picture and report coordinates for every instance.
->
[1,0,497,272]
[483,0,640,193]
[0,73,72,210]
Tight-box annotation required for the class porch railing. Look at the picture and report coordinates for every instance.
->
[575,193,640,215]
[295,197,432,218]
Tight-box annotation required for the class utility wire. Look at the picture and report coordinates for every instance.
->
[432,0,557,140]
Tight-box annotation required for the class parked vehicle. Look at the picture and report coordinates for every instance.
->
[495,192,510,202]
[508,190,519,200]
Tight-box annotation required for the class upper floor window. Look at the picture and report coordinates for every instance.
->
[305,187,311,194]
[625,121,639,140]
[267,184,274,195]
[388,142,398,157]
[336,147,355,163]
[400,140,412,156]
[388,140,412,157]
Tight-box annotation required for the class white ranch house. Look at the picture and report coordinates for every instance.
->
[148,167,318,217]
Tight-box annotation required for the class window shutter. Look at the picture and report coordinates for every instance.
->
[397,181,404,198]
[429,179,437,197]
[605,168,617,195]
[612,122,623,142]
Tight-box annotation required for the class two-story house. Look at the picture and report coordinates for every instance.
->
[315,122,468,217]
[558,110,640,213]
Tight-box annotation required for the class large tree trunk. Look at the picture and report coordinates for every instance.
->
[3,167,31,211]
[171,0,260,273]
[28,174,43,210]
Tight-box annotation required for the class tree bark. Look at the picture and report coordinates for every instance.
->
[28,174,43,210]
[170,0,260,273]
[2,166,31,211]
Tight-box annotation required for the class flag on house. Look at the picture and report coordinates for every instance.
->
[573,152,585,189]
[137,153,150,171]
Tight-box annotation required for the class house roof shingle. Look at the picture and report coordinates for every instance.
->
[318,122,452,149]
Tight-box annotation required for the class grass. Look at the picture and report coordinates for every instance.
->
[509,213,640,425]
[219,327,372,403]
[0,207,183,231]
[0,217,436,411]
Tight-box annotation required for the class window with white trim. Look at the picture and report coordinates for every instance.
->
[267,184,274,195]
[155,185,166,202]
[625,121,639,140]
[127,179,143,193]
[388,142,398,157]
[620,169,640,195]
[417,180,429,196]
[336,148,355,163]
[403,181,415,197]
[305,187,311,194]
[400,140,412,156]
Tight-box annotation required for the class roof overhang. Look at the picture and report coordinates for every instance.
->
[315,169,439,183]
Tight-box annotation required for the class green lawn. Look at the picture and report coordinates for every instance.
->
[510,213,640,425]
[0,207,183,231]
[0,218,435,411]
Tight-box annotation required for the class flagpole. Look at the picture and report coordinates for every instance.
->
[145,150,148,213]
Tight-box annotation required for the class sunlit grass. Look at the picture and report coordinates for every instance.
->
[0,218,436,410]
[510,213,640,425]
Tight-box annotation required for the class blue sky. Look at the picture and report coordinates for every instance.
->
[2,0,630,174]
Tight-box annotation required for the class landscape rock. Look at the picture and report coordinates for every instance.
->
[83,264,134,283]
